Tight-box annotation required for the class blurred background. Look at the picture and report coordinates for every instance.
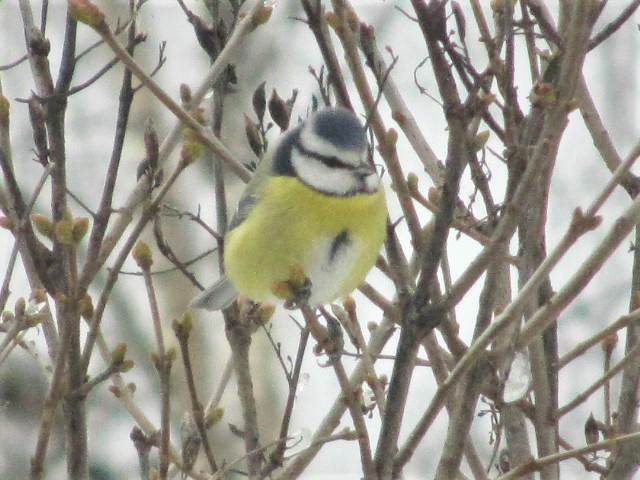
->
[0,1,639,478]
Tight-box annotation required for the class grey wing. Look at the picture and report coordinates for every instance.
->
[228,194,259,230]
[190,275,238,310]
[228,145,275,230]
[191,193,257,310]
[191,147,274,310]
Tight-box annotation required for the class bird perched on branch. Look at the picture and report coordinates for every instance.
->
[191,107,387,310]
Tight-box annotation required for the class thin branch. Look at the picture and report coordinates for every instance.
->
[559,307,640,368]
[80,159,189,374]
[85,6,251,182]
[517,193,640,349]
[263,328,310,475]
[496,431,640,480]
[299,305,375,478]
[174,317,218,473]
[78,0,266,290]
[224,309,263,478]
[278,318,395,478]
[301,0,353,110]
[588,0,640,50]
[140,254,172,479]
[558,344,640,417]
[0,54,28,71]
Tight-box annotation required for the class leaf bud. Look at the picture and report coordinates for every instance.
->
[384,128,398,147]
[472,130,490,152]
[78,293,94,320]
[179,83,192,106]
[31,214,54,239]
[407,173,419,195]
[111,342,128,364]
[54,219,75,245]
[72,217,90,243]
[0,93,9,129]
[205,407,224,428]
[584,413,600,445]
[601,332,618,353]
[251,6,273,31]
[428,186,442,206]
[324,12,340,30]
[244,114,262,157]
[252,81,266,122]
[0,216,13,231]
[119,360,134,372]
[172,311,193,338]
[132,240,153,271]
[14,297,26,317]
[268,89,290,131]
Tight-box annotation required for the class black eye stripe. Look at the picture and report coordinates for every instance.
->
[293,141,357,170]
[320,155,352,169]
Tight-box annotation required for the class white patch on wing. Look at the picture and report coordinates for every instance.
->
[304,234,362,307]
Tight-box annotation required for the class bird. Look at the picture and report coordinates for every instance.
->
[190,107,387,310]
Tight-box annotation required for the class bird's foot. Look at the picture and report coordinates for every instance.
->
[271,264,312,310]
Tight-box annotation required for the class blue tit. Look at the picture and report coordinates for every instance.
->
[191,107,387,310]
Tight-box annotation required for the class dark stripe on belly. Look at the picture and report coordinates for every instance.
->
[329,230,351,263]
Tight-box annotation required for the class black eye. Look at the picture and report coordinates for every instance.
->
[321,156,349,169]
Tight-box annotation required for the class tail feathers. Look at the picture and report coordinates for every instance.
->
[190,276,238,311]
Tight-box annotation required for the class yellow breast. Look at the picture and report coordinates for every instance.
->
[223,176,387,305]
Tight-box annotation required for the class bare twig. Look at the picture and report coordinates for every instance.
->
[496,431,640,480]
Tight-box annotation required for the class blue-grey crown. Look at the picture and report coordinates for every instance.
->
[313,108,366,151]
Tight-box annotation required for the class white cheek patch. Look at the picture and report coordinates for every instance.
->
[291,149,360,196]
[363,171,381,193]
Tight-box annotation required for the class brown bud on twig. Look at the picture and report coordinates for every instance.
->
[111,342,128,364]
[244,114,263,157]
[530,81,557,107]
[252,81,266,123]
[28,97,48,165]
[78,293,94,320]
[0,216,13,231]
[269,89,290,131]
[601,332,618,354]
[179,84,192,106]
[144,119,159,173]
[584,413,600,445]
[250,6,273,31]
[14,297,26,317]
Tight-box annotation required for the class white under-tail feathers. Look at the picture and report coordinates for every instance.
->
[190,276,238,310]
